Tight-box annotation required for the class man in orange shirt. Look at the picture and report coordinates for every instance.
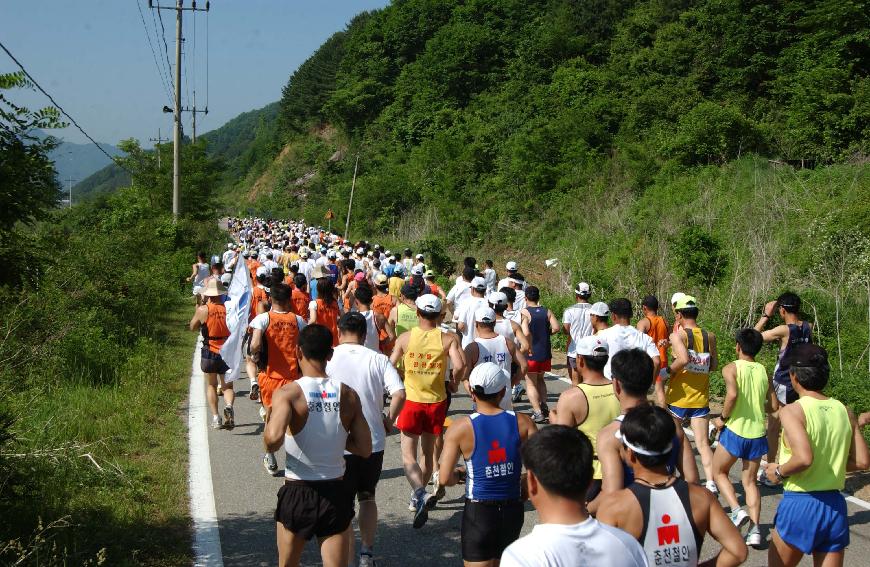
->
[637,295,670,407]
[290,274,310,317]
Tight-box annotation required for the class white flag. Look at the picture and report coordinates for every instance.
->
[220,259,252,383]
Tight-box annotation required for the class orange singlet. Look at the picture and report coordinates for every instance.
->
[291,288,311,318]
[315,298,340,347]
[644,314,669,369]
[204,302,230,354]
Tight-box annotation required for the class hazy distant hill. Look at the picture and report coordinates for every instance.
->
[41,132,121,190]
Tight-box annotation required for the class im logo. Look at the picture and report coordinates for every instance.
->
[657,514,680,546]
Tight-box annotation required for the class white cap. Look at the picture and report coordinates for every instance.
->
[575,335,608,357]
[670,292,686,306]
[255,266,268,277]
[415,253,424,260]
[220,273,233,285]
[488,291,508,307]
[415,294,442,314]
[227,243,233,249]
[474,306,497,323]
[356,247,365,255]
[575,282,591,296]
[506,261,518,271]
[590,301,610,317]
[385,250,391,256]
[471,277,487,290]
[411,265,425,276]
[326,250,337,259]
[469,362,509,395]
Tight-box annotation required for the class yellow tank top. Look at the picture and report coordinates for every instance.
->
[577,382,621,479]
[666,327,711,409]
[403,327,447,403]
[780,396,851,492]
[727,360,768,439]
[389,276,404,298]
[395,303,419,337]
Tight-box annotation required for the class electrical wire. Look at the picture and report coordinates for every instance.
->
[155,0,176,93]
[205,7,209,109]
[148,0,172,93]
[0,40,133,175]
[135,0,173,104]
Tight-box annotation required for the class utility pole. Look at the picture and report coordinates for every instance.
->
[67,176,77,208]
[149,128,170,169]
[190,90,208,143]
[152,0,209,221]
[344,154,360,241]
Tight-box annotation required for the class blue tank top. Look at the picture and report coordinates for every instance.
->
[527,306,552,362]
[466,411,522,501]
[773,322,811,384]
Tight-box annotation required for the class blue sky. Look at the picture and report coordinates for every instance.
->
[1,1,390,147]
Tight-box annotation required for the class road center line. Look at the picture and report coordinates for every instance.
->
[188,337,225,567]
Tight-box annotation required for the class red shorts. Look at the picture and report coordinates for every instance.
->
[397,399,449,436]
[259,374,290,408]
[527,359,552,373]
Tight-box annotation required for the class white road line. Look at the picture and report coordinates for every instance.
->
[188,337,224,567]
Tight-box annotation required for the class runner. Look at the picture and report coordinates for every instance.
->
[462,306,526,411]
[589,301,610,334]
[496,261,523,293]
[424,270,446,301]
[597,404,748,567]
[454,277,489,348]
[389,294,466,528]
[263,324,372,567]
[490,291,530,356]
[438,363,537,567]
[520,286,560,424]
[308,266,341,347]
[562,282,593,386]
[762,343,869,566]
[388,283,420,339]
[552,336,620,502]
[446,266,476,311]
[753,292,812,484]
[500,426,648,567]
[189,279,235,430]
[326,313,406,567]
[660,295,719,493]
[250,282,307,474]
[188,251,210,304]
[597,298,660,380]
[388,265,406,299]
[637,295,670,407]
[711,328,778,547]
[372,274,397,353]
[245,266,271,403]
[354,285,393,352]
[482,259,497,296]
[290,274,310,317]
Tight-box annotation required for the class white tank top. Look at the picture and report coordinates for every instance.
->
[475,335,513,411]
[284,376,347,481]
[494,318,517,346]
[629,480,701,567]
[193,263,209,287]
[361,310,379,351]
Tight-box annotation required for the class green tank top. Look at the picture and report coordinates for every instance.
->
[395,303,419,337]
[780,396,851,492]
[727,360,768,439]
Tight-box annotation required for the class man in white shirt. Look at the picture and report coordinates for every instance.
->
[497,261,524,292]
[597,298,660,380]
[297,250,314,282]
[500,425,648,567]
[446,266,475,311]
[327,312,406,567]
[482,259,498,295]
[453,277,489,348]
[562,282,593,386]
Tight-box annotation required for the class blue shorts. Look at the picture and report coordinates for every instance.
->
[775,491,849,554]
[667,405,710,420]
[718,427,767,460]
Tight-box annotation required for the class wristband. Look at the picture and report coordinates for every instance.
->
[775,466,787,480]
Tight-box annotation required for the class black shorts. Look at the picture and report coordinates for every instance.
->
[200,348,230,374]
[344,451,384,503]
[275,480,353,541]
[461,499,524,562]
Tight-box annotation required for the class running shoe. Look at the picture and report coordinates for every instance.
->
[432,471,446,501]
[263,453,278,475]
[223,406,235,430]
[511,383,525,403]
[704,480,719,495]
[532,412,548,424]
[413,493,434,529]
[408,495,418,512]
[210,415,222,430]
[249,383,260,401]
[259,405,267,423]
[358,553,376,567]
[745,524,762,547]
[729,508,749,528]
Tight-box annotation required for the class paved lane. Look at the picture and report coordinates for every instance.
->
[203,360,870,566]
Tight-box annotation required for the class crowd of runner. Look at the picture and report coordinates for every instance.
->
[187,217,870,567]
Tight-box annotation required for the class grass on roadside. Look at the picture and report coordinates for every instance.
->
[1,299,197,566]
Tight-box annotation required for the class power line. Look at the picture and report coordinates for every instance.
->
[148,0,173,93]
[0,40,133,175]
[136,0,173,104]
[155,1,176,92]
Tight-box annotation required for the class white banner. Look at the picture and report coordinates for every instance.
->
[220,259,251,384]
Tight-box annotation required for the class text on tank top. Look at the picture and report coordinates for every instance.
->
[395,303,419,337]
[202,303,230,354]
[779,396,850,492]
[727,360,768,439]
[645,315,669,370]
[466,411,522,501]
[403,327,447,403]
[315,298,340,347]
[264,311,300,382]
[475,334,514,411]
[284,376,347,480]
[576,383,621,479]
[666,328,711,408]
[527,306,552,362]
[291,289,310,317]
[773,322,812,385]
[629,479,703,567]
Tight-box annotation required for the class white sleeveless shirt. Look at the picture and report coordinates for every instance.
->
[494,318,517,346]
[474,334,513,411]
[284,376,348,481]
[361,310,379,352]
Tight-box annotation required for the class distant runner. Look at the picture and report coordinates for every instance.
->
[562,282,593,386]
[520,286,559,424]
[189,279,235,430]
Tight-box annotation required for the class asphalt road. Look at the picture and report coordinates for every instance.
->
[204,360,870,566]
